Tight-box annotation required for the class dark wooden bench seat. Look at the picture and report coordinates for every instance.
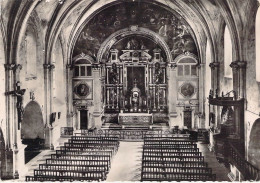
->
[45,159,110,170]
[34,169,105,178]
[143,155,204,162]
[141,172,216,181]
[143,151,202,157]
[142,166,212,174]
[143,147,199,152]
[142,160,208,168]
[39,164,107,172]
[26,176,102,181]
[143,144,197,148]
[56,149,113,158]
[144,141,196,145]
[51,154,111,161]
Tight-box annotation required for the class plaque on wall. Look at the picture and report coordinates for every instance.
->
[73,80,93,100]
[178,81,197,100]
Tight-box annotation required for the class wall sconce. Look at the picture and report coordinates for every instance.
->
[30,91,35,101]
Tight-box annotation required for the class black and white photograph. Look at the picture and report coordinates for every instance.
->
[0,0,260,182]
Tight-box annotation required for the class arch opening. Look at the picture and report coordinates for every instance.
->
[248,118,260,170]
[224,26,233,78]
[256,8,260,82]
[21,101,45,164]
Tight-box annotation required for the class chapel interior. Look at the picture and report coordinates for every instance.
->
[0,0,260,181]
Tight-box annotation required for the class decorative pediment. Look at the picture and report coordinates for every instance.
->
[119,50,152,63]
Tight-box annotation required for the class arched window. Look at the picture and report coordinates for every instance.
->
[176,53,198,77]
[256,8,260,82]
[224,26,233,78]
[25,30,37,79]
[73,54,94,78]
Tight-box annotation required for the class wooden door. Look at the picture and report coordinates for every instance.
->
[80,110,88,129]
[184,110,192,129]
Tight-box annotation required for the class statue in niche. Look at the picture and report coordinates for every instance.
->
[109,64,118,84]
[126,38,139,50]
[154,63,164,84]
[130,79,141,111]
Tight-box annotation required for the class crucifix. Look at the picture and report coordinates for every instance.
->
[5,81,26,130]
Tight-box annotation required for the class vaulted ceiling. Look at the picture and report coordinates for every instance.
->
[0,0,258,65]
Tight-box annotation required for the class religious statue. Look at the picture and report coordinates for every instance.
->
[130,79,141,112]
[125,38,139,50]
[5,81,26,130]
[109,64,118,84]
[154,63,164,84]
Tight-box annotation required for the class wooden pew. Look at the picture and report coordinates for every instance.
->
[141,172,216,181]
[142,166,212,174]
[39,164,107,172]
[143,147,199,152]
[51,154,111,161]
[33,169,106,181]
[142,155,204,162]
[143,144,197,148]
[142,151,202,157]
[46,158,110,171]
[142,160,208,168]
[56,149,113,159]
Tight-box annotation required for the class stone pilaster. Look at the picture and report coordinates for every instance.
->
[92,64,102,128]
[4,64,16,178]
[230,61,240,97]
[209,62,220,127]
[230,61,247,140]
[43,64,55,150]
[167,63,178,128]
[66,64,73,127]
[198,63,205,128]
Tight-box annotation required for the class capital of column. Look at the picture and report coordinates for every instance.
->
[209,62,220,70]
[167,63,177,70]
[43,64,55,70]
[4,63,17,71]
[237,61,247,69]
[14,64,22,71]
[230,61,239,70]
[66,64,74,70]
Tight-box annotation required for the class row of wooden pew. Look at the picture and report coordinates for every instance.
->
[26,136,119,181]
[141,136,216,181]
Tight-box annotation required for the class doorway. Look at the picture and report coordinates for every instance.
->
[80,110,88,129]
[184,109,192,129]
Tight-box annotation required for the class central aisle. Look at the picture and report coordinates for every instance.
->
[106,141,144,182]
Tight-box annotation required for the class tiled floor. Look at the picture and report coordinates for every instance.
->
[197,142,230,181]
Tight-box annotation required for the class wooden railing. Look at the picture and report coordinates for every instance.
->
[228,142,260,181]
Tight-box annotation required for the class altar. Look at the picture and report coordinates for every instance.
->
[118,113,153,125]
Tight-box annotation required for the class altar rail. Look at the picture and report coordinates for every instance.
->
[76,129,190,141]
[228,142,260,181]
